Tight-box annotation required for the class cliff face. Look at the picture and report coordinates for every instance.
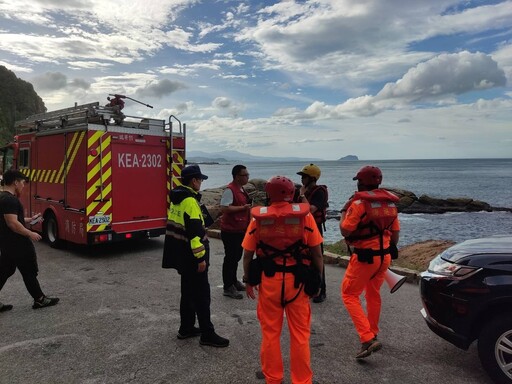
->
[0,66,46,145]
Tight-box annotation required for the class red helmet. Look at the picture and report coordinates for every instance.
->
[353,166,382,186]
[265,176,295,202]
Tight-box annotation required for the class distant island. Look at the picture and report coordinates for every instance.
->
[187,157,228,164]
[187,149,358,163]
[338,155,359,161]
[187,150,323,163]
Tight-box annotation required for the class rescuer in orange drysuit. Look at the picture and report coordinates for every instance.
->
[340,166,400,359]
[242,175,323,384]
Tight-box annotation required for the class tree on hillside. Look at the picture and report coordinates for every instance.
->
[0,66,46,146]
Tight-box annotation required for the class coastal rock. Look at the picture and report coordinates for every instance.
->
[386,187,496,214]
[201,183,510,226]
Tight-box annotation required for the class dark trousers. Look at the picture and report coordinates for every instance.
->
[179,267,215,335]
[319,234,326,296]
[317,223,326,296]
[0,245,44,300]
[221,231,245,290]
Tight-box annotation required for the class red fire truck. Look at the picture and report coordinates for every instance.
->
[0,100,186,246]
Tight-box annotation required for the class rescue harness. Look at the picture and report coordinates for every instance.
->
[248,203,319,307]
[345,189,399,264]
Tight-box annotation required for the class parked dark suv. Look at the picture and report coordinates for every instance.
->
[420,235,512,384]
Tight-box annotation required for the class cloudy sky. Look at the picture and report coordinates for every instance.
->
[1,0,511,160]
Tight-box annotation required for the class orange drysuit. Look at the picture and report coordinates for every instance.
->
[242,202,323,384]
[340,195,400,343]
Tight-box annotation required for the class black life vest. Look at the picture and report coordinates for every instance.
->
[304,185,329,230]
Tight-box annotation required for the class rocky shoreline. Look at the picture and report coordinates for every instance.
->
[201,180,509,280]
[201,178,511,225]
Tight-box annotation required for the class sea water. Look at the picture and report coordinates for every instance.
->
[198,158,512,246]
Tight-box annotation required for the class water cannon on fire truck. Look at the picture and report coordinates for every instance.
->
[106,94,154,110]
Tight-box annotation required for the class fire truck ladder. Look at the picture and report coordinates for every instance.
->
[15,102,103,133]
[167,115,186,187]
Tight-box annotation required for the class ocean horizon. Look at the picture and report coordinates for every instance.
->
[198,158,512,246]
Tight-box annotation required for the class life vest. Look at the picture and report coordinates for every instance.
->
[251,202,315,306]
[251,203,312,265]
[304,185,329,229]
[220,182,251,232]
[345,189,399,243]
[345,189,399,263]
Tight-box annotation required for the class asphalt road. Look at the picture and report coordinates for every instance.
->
[0,237,492,384]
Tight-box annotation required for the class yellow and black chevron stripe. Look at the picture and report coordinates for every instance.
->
[20,131,85,183]
[86,131,112,233]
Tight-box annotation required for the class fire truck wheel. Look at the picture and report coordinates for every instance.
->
[43,213,62,248]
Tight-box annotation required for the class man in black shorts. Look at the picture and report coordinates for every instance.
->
[0,170,59,312]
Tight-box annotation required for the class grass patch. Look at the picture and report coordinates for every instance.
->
[325,239,448,272]
[324,240,350,256]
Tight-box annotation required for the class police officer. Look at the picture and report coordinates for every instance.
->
[162,164,229,347]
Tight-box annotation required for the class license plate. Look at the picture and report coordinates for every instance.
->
[89,215,111,225]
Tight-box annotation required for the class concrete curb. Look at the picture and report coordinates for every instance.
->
[207,229,420,284]
[324,251,420,284]
[208,228,221,239]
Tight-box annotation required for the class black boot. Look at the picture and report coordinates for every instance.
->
[200,332,229,348]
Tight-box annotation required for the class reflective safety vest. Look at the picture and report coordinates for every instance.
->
[252,203,312,265]
[345,189,399,244]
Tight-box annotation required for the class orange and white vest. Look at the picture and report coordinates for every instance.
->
[345,189,399,243]
[251,203,311,265]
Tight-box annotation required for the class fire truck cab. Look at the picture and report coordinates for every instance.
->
[0,101,185,246]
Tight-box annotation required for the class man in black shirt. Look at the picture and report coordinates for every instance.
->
[296,164,329,303]
[0,170,59,311]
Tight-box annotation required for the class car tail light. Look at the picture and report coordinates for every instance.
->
[428,257,481,280]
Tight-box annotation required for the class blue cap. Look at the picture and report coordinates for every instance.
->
[181,164,208,180]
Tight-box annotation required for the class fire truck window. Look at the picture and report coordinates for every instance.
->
[3,147,14,171]
[19,148,29,169]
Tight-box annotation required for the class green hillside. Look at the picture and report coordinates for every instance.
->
[0,66,46,145]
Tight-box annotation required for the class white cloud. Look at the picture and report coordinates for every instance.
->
[376,51,506,101]
[136,79,187,99]
[236,0,512,90]
[274,51,507,119]
[68,61,113,69]
[1,0,511,160]
[32,72,68,91]
[492,42,512,86]
[0,0,219,69]
[0,60,32,73]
